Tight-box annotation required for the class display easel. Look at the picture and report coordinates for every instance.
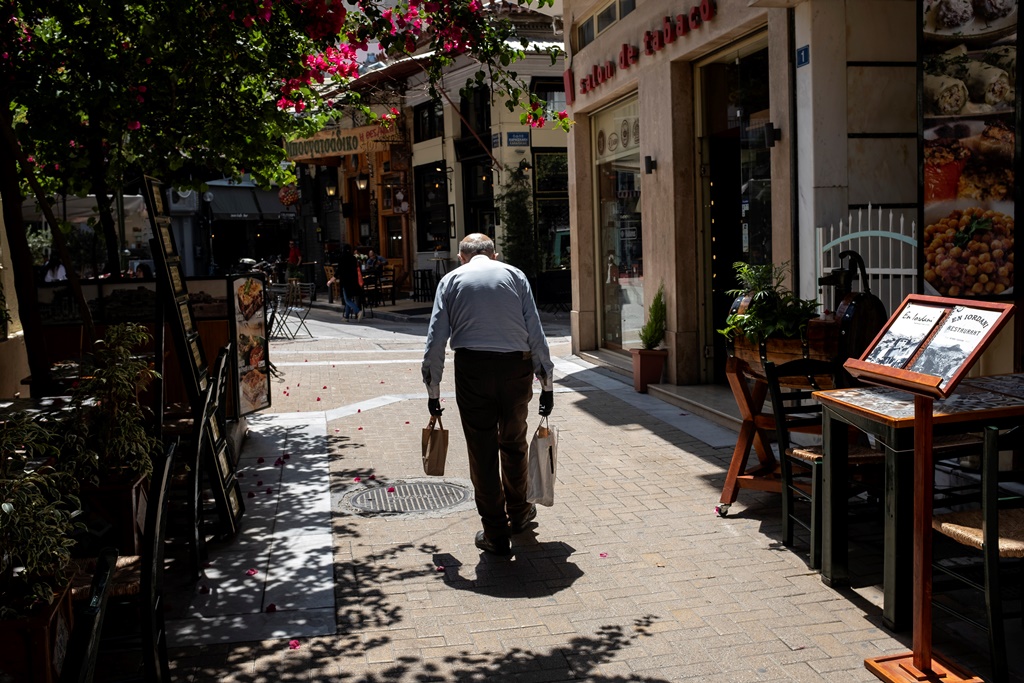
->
[144,177,244,537]
[846,294,1014,683]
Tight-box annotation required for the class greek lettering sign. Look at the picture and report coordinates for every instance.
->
[507,132,530,147]
[285,124,389,161]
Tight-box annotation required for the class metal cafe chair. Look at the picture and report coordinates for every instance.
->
[267,284,294,339]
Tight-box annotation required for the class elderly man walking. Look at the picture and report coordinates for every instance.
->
[422,233,554,555]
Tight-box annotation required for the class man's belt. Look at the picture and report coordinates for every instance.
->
[455,349,531,360]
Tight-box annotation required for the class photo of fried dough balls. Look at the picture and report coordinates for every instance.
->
[923,206,1013,297]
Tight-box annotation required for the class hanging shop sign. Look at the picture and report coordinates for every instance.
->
[565,0,717,103]
[285,124,390,161]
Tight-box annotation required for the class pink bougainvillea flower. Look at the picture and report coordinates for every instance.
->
[247,491,255,499]
[368,474,376,480]
[266,603,277,613]
[246,568,258,576]
[599,553,608,558]
[266,487,273,494]
[353,476,361,483]
[387,486,396,493]
[257,457,265,464]
[316,397,321,402]
[127,120,141,130]
[558,110,569,120]
[288,640,301,650]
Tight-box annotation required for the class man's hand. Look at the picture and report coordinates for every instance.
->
[539,390,554,417]
[428,398,444,417]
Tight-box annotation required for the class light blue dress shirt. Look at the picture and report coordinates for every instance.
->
[422,255,554,398]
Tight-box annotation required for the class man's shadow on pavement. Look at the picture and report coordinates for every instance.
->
[433,536,583,598]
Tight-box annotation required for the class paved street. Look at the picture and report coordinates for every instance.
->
[167,302,918,682]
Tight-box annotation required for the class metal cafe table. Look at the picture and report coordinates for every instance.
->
[815,375,1024,634]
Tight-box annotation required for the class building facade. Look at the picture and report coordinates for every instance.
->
[563,0,1016,385]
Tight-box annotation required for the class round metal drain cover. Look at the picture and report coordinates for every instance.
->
[347,480,472,514]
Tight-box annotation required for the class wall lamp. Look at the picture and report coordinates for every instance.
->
[355,173,369,191]
[325,183,337,197]
[644,156,657,174]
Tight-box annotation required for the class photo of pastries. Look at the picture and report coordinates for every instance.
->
[923,0,1018,44]
[923,44,1016,115]
[240,368,268,412]
[237,332,266,371]
[235,277,264,321]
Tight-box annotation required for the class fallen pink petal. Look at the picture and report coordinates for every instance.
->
[405,421,410,424]
[246,568,258,576]
[358,427,363,430]
[368,474,376,480]
[387,486,396,493]
[283,454,291,460]
[357,409,361,413]
[316,397,321,401]
[257,480,263,486]
[353,476,361,482]
[599,553,608,558]
[257,457,265,464]
[323,385,327,389]
[288,640,301,650]
[435,565,445,572]
[247,491,255,499]
[266,603,277,613]
[266,487,273,494]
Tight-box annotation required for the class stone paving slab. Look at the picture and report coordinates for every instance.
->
[165,314,930,682]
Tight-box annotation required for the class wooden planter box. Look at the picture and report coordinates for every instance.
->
[0,584,74,683]
[729,317,841,382]
[80,473,148,555]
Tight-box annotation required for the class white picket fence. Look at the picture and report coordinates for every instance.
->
[816,204,918,317]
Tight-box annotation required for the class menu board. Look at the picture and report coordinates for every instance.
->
[845,294,1014,398]
[920,0,1018,299]
[228,275,270,416]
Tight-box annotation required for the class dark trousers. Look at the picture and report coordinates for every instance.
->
[454,350,534,540]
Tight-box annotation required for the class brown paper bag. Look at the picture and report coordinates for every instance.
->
[421,416,448,475]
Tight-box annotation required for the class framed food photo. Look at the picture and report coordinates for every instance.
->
[919,0,1018,301]
[228,273,271,417]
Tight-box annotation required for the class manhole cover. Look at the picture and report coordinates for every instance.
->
[346,480,472,514]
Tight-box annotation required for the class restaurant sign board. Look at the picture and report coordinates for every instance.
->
[285,124,389,162]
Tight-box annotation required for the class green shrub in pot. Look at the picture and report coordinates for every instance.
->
[638,284,667,350]
[717,261,820,344]
[0,413,80,618]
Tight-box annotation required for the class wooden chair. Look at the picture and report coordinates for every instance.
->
[763,359,884,569]
[323,265,341,303]
[378,266,396,306]
[932,425,1024,682]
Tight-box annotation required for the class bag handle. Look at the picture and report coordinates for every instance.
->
[428,415,443,430]
[537,415,549,438]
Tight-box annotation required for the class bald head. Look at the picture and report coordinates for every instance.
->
[459,233,496,263]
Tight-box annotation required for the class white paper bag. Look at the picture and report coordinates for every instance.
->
[527,417,558,507]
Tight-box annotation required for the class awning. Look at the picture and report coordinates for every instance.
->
[21,195,147,224]
[208,186,260,220]
[254,189,292,221]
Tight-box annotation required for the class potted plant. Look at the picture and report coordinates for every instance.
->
[631,284,668,392]
[0,412,81,683]
[66,323,162,554]
[717,261,831,379]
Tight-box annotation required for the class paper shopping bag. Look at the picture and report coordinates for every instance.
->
[421,416,448,476]
[527,417,558,506]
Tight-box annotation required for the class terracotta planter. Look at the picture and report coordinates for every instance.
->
[0,584,74,683]
[631,348,668,393]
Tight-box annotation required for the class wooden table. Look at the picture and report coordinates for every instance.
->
[716,357,783,516]
[816,377,1024,647]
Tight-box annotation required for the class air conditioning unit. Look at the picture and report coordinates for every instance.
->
[168,188,199,214]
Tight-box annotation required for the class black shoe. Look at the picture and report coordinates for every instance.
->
[510,504,538,534]
[475,530,511,556]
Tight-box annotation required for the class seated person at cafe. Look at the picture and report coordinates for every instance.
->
[364,249,387,272]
